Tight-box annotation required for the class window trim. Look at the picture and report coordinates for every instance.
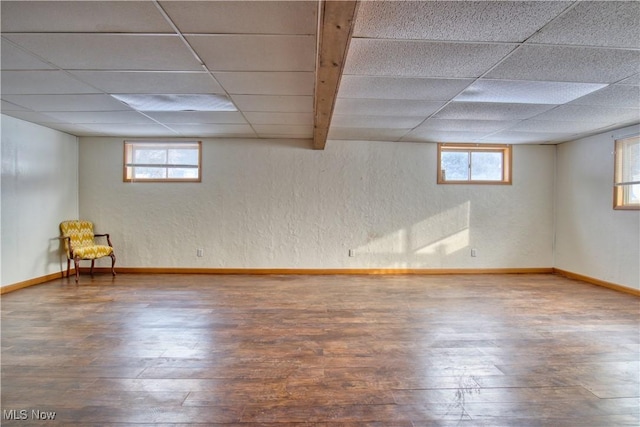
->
[437,143,512,185]
[123,140,202,183]
[613,135,640,210]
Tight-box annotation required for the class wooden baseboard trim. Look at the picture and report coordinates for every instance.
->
[0,271,65,295]
[88,267,553,275]
[553,268,640,297]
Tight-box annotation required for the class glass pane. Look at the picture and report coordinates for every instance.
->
[133,167,166,179]
[441,151,469,181]
[168,167,199,179]
[168,148,199,165]
[624,183,640,205]
[134,149,167,165]
[620,138,639,183]
[471,151,502,181]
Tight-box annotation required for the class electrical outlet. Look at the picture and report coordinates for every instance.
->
[471,248,477,257]
[197,248,204,257]
[348,249,355,257]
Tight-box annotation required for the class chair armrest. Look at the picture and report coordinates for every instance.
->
[94,233,113,247]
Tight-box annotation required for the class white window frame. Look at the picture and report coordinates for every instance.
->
[614,135,640,210]
[123,141,202,183]
[437,143,512,185]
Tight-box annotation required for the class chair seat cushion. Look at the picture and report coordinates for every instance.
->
[74,245,113,259]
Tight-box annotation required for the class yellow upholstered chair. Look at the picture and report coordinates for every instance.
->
[60,220,116,282]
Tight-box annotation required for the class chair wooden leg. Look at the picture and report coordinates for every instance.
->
[66,258,71,278]
[90,260,95,276]
[110,253,116,277]
[74,257,80,283]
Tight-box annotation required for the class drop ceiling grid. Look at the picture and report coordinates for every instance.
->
[335,0,640,144]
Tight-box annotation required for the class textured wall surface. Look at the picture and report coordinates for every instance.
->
[79,138,554,270]
[555,124,640,290]
[1,115,79,286]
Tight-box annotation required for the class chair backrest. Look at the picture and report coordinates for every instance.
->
[60,220,95,256]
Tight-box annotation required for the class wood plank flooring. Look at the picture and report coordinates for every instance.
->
[1,273,638,426]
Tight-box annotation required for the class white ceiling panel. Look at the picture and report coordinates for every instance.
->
[354,1,571,42]
[482,131,577,143]
[1,39,54,70]
[187,35,315,72]
[253,125,313,137]
[434,102,556,121]
[486,45,640,83]
[569,85,640,108]
[528,1,640,49]
[143,111,247,124]
[2,94,131,112]
[401,130,487,143]
[416,119,517,133]
[344,39,517,78]
[79,123,178,137]
[159,1,317,35]
[331,115,425,129]
[213,72,314,95]
[167,124,256,137]
[1,100,28,111]
[455,80,607,105]
[328,127,409,142]
[505,120,612,134]
[3,34,203,71]
[334,98,445,117]
[230,95,313,113]
[244,112,313,125]
[1,70,100,95]
[337,76,473,101]
[1,110,65,124]
[45,111,155,124]
[69,71,224,95]
[618,74,640,86]
[0,1,172,33]
[529,105,640,123]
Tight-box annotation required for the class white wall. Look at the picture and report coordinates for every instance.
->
[555,124,640,290]
[79,137,555,270]
[1,115,79,287]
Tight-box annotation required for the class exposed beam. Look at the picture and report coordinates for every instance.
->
[313,0,359,150]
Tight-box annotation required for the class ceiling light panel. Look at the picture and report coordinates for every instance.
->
[159,1,317,35]
[337,76,473,100]
[528,1,640,49]
[354,1,571,42]
[454,80,607,104]
[434,102,556,121]
[486,45,640,83]
[0,1,172,33]
[334,98,445,117]
[3,34,203,71]
[69,71,224,95]
[111,94,237,112]
[344,39,517,78]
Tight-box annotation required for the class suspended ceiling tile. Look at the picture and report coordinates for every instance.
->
[434,102,556,121]
[337,76,473,101]
[3,34,203,71]
[529,1,640,49]
[213,72,314,95]
[143,111,247,124]
[618,74,640,86]
[331,115,425,129]
[253,125,312,136]
[569,85,640,108]
[354,1,570,42]
[230,95,313,113]
[530,105,640,123]
[167,124,256,137]
[482,131,577,143]
[44,111,156,124]
[328,127,409,142]
[2,94,131,112]
[416,119,517,133]
[0,1,173,33]
[69,71,224,95]
[486,45,640,83]
[1,70,100,95]
[401,129,487,143]
[0,39,54,70]
[334,98,445,117]
[505,120,612,134]
[244,112,313,125]
[79,123,178,137]
[0,110,65,124]
[344,39,517,78]
[455,79,607,104]
[1,100,28,111]
[41,123,97,136]
[187,35,315,72]
[160,1,317,35]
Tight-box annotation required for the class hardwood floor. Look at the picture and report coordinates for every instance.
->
[1,273,638,426]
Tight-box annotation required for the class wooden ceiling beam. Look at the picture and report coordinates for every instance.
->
[313,0,359,150]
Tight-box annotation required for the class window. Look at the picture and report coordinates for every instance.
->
[124,141,201,182]
[438,143,512,184]
[614,135,639,210]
